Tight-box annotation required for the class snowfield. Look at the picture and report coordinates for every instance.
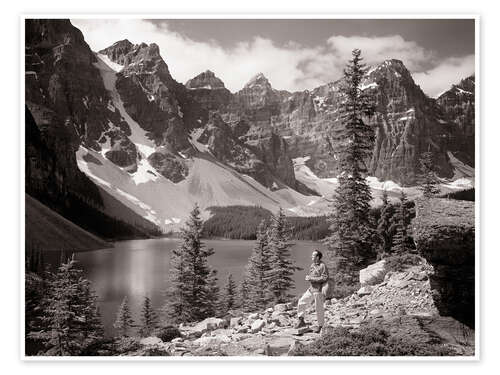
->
[77,146,316,230]
[292,156,474,207]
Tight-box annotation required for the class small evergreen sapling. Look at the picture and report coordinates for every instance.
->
[245,220,272,310]
[391,190,413,255]
[139,296,158,337]
[222,273,237,313]
[113,296,134,337]
[419,151,440,198]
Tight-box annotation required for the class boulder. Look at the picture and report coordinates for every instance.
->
[274,303,289,312]
[139,336,163,346]
[193,334,231,347]
[357,286,374,296]
[230,317,242,328]
[250,319,266,333]
[359,260,387,286]
[191,317,225,336]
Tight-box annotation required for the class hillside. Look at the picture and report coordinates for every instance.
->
[25,194,111,252]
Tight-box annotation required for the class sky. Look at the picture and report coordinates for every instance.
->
[71,18,475,97]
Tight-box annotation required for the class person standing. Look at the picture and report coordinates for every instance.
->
[295,249,329,333]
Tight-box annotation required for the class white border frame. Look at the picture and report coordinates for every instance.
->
[19,14,480,362]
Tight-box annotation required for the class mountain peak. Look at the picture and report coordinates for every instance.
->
[111,39,133,48]
[365,59,413,86]
[186,70,226,90]
[245,73,272,89]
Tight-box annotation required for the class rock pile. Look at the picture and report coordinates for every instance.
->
[129,260,458,357]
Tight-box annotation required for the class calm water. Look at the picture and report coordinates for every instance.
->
[72,238,326,335]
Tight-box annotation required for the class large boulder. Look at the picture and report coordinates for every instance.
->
[413,198,475,327]
[359,260,387,286]
[190,317,225,336]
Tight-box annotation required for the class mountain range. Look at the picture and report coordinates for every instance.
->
[24,19,475,235]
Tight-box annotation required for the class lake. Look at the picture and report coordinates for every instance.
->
[73,238,326,335]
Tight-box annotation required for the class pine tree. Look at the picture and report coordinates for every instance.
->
[139,296,158,337]
[164,204,218,323]
[419,151,440,198]
[164,240,191,324]
[377,190,395,257]
[391,190,413,255]
[221,273,237,314]
[245,220,272,310]
[238,276,251,311]
[28,256,103,355]
[266,208,299,304]
[324,49,378,291]
[113,296,134,337]
[205,269,220,317]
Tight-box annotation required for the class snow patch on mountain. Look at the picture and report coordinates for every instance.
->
[132,157,159,184]
[447,151,475,180]
[189,129,211,154]
[96,53,124,73]
[360,82,378,91]
[94,53,156,158]
[76,144,316,230]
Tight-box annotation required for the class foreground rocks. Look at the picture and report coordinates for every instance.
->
[125,260,474,357]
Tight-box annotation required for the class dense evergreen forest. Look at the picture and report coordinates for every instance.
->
[202,206,330,240]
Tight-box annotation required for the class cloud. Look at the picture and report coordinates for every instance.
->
[71,19,474,97]
[412,55,475,97]
[327,35,435,71]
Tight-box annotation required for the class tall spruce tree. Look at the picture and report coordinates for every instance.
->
[245,220,272,310]
[324,49,378,290]
[377,190,395,257]
[28,256,103,356]
[221,273,237,314]
[391,190,413,255]
[266,208,299,304]
[419,151,440,198]
[113,296,134,337]
[139,296,158,337]
[164,204,218,323]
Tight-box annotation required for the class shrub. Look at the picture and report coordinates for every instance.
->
[113,336,142,355]
[154,325,181,342]
[290,324,456,356]
[384,253,423,272]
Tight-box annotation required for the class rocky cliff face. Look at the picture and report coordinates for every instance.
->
[436,76,475,167]
[96,41,306,192]
[185,70,232,111]
[413,198,475,328]
[201,60,468,185]
[25,19,107,206]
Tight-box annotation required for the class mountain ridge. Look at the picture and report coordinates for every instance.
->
[25,19,475,232]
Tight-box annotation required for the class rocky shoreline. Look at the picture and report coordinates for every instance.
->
[123,261,474,357]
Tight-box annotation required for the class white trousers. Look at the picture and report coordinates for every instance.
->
[297,288,324,326]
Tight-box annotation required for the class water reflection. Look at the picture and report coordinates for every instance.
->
[73,238,325,335]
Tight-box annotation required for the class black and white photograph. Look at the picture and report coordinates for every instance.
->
[22,16,477,358]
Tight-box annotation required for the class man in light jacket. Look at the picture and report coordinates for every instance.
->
[295,249,329,333]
